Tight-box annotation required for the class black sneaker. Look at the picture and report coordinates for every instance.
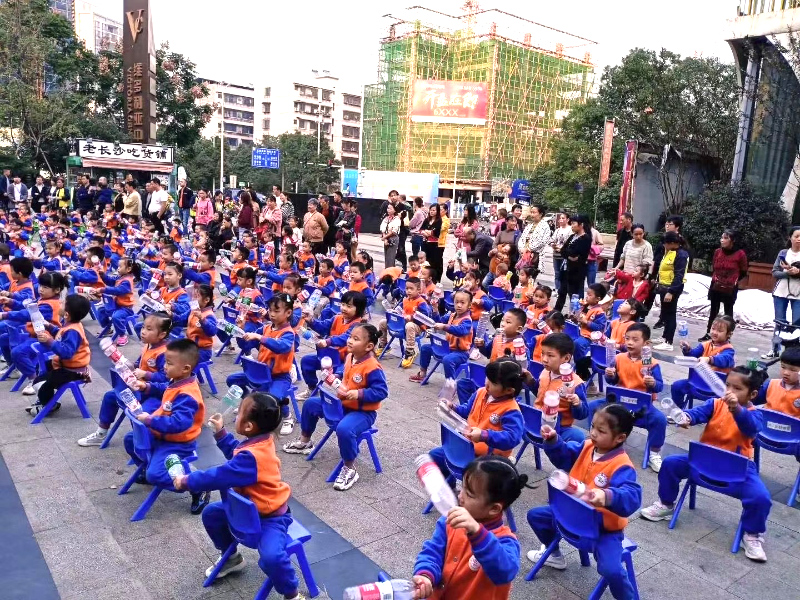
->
[135,471,149,485]
[653,321,664,330]
[698,333,711,342]
[25,402,60,415]
[191,491,211,514]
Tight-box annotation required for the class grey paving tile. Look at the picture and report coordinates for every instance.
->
[1,437,72,483]
[359,530,429,582]
[635,560,743,600]
[727,564,797,600]
[15,472,100,533]
[61,574,154,600]
[67,450,137,493]
[368,488,441,536]
[510,577,581,600]
[0,405,53,446]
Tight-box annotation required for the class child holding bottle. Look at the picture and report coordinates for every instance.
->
[756,346,800,417]
[606,299,644,351]
[95,257,140,346]
[186,284,217,363]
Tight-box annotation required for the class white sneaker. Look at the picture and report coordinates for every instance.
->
[295,388,311,401]
[652,342,673,351]
[526,545,567,570]
[283,438,314,455]
[742,533,767,562]
[279,418,295,436]
[651,337,665,345]
[22,384,37,396]
[648,452,663,473]
[333,466,359,491]
[640,500,674,521]
[204,551,246,578]
[77,429,108,447]
[6,370,20,379]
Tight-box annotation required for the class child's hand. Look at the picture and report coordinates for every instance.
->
[0,297,11,305]
[541,424,557,440]
[339,389,359,403]
[724,392,740,413]
[582,488,607,507]
[578,315,587,325]
[133,368,147,380]
[404,314,412,322]
[163,304,173,315]
[467,427,483,443]
[207,413,224,433]
[680,341,691,351]
[698,356,710,364]
[567,394,581,407]
[605,367,616,378]
[643,375,656,388]
[132,380,148,392]
[446,506,480,535]
[172,474,188,491]
[474,337,484,348]
[315,339,328,348]
[412,574,433,599]
[242,332,261,342]
[433,323,446,331]
[135,411,150,422]
[36,331,53,344]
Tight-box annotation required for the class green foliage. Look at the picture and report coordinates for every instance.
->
[683,181,790,263]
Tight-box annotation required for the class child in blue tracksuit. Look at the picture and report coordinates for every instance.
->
[187,284,217,364]
[0,256,36,361]
[183,249,217,288]
[410,289,473,384]
[95,257,140,346]
[34,239,69,273]
[173,392,304,600]
[527,404,642,600]
[670,315,736,409]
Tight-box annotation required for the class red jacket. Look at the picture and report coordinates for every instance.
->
[614,271,650,302]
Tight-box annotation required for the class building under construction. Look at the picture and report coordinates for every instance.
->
[362,4,597,197]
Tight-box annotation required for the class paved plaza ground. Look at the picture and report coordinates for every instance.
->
[1,234,798,600]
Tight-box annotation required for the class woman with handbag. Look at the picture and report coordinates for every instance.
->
[699,229,748,342]
[586,219,605,286]
[379,203,401,269]
[764,227,800,359]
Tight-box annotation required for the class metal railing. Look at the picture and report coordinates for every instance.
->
[738,0,800,16]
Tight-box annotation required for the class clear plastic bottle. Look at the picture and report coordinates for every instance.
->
[414,454,457,516]
[549,469,586,497]
[118,388,142,415]
[694,360,728,398]
[218,283,228,297]
[343,580,414,600]
[746,347,760,370]
[590,330,607,345]
[677,320,689,344]
[164,454,185,479]
[413,311,436,328]
[513,285,524,306]
[219,320,246,338]
[140,294,166,312]
[146,269,163,292]
[438,377,457,403]
[660,396,689,425]
[23,299,46,333]
[435,401,470,435]
[605,338,617,368]
[558,363,574,397]
[570,294,580,314]
[189,299,200,311]
[475,311,491,340]
[220,385,243,417]
[542,390,560,425]
[640,346,653,376]
[434,283,444,300]
[513,337,528,369]
[537,320,552,335]
[526,308,537,329]
[306,289,323,313]
[114,361,139,389]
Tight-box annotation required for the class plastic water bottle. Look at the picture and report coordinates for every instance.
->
[306,289,323,313]
[114,361,139,389]
[218,283,228,297]
[220,385,243,416]
[118,388,142,415]
[164,454,185,479]
[414,454,457,517]
[677,321,689,344]
[640,346,653,376]
[435,400,471,435]
[23,299,46,333]
[605,338,617,368]
[343,579,414,600]
[558,363,574,397]
[526,308,537,329]
[140,293,166,313]
[219,321,246,338]
[513,285,524,306]
[570,294,580,314]
[537,320,552,335]
[590,330,607,345]
[319,357,348,394]
[746,347,760,370]
[513,337,528,369]
[434,283,444,300]
[189,299,200,311]
[549,469,586,497]
[99,338,126,365]
[542,390,560,425]
[475,311,491,340]
[75,285,98,296]
[413,311,436,328]
[660,396,689,425]
[146,269,163,291]
[695,360,728,398]
[438,377,457,403]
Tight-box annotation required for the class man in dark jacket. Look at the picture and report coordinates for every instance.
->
[464,228,494,277]
[96,177,114,212]
[177,178,194,233]
[613,211,633,267]
[29,176,50,213]
[75,174,96,215]
[0,168,11,210]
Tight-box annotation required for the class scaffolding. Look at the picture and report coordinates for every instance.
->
[362,4,597,189]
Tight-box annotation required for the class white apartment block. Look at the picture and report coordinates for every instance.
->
[197,72,363,167]
[73,1,123,53]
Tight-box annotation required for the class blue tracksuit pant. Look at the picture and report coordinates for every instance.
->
[10,337,38,378]
[670,378,693,409]
[658,454,771,534]
[300,354,324,389]
[419,346,468,379]
[587,398,667,449]
[235,321,263,354]
[299,396,376,462]
[527,505,635,600]
[225,372,292,418]
[94,305,135,338]
[202,502,298,595]
[123,435,197,488]
[98,389,161,429]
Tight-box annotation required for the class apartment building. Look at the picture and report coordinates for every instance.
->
[197,79,259,148]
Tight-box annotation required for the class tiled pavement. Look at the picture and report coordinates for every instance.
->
[0,234,797,599]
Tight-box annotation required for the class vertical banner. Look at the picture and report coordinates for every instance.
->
[123,0,157,143]
[598,118,615,187]
[618,140,638,217]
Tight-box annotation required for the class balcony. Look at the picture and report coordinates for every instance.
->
[738,0,800,15]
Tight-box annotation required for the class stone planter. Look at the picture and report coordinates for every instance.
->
[740,262,774,293]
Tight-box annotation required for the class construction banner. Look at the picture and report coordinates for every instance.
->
[410,80,487,125]
[598,118,615,187]
[618,140,638,218]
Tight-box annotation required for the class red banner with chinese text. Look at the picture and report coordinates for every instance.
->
[598,118,615,187]
[410,80,488,125]
[618,140,638,218]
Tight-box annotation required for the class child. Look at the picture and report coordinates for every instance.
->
[296,241,316,277]
[611,263,650,303]
[297,291,366,398]
[227,245,250,288]
[525,286,553,330]
[533,333,588,445]
[527,405,642,598]
[266,253,296,293]
[158,262,191,328]
[463,271,494,326]
[757,346,800,417]
[436,357,524,477]
[407,254,422,279]
[492,263,512,295]
[229,266,266,355]
[606,299,643,351]
[531,311,566,364]
[412,455,525,600]
[173,392,307,600]
[71,246,107,291]
[126,338,209,514]
[26,294,92,416]
[377,277,431,362]
[456,309,526,405]
[232,294,297,435]
[34,239,69,273]
[0,257,36,358]
[347,261,374,305]
[187,284,218,364]
[289,215,303,246]
[311,259,336,315]
[184,249,217,288]
[284,324,388,491]
[574,283,607,388]
[516,267,539,309]
[640,367,771,562]
[410,289,473,383]
[331,241,350,280]
[670,315,736,409]
[356,250,376,289]
[589,323,667,472]
[77,312,171,447]
[96,257,140,346]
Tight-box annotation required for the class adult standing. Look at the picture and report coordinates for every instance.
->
[408,197,427,258]
[303,198,329,255]
[29,176,50,213]
[454,204,480,248]
[9,175,29,205]
[651,231,689,351]
[122,180,141,218]
[0,168,11,210]
[648,215,685,326]
[379,203,401,268]
[517,203,551,272]
[75,174,95,215]
[258,195,282,237]
[484,214,520,288]
[96,177,113,212]
[53,177,71,210]
[194,189,215,227]
[319,195,339,254]
[395,194,412,270]
[553,214,592,312]
[463,227,495,279]
[236,191,258,239]
[500,204,523,232]
[699,229,748,342]
[586,218,605,286]
[438,203,450,260]
[379,190,400,222]
[147,178,168,234]
[279,190,294,229]
[549,212,572,294]
[613,212,633,267]
[764,227,800,359]
[420,204,444,281]
[176,178,195,234]
[335,198,357,250]
[615,224,653,274]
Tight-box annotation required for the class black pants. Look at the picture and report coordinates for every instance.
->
[396,230,409,270]
[149,212,165,234]
[33,365,84,405]
[554,270,586,312]
[424,241,444,282]
[659,287,682,343]
[707,289,736,332]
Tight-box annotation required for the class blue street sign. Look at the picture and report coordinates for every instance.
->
[251,148,280,169]
[510,179,531,201]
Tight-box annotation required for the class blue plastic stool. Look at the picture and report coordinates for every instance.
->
[685,367,727,409]
[379,311,424,366]
[241,357,300,420]
[754,408,800,506]
[202,490,319,598]
[606,386,653,469]
[514,405,559,471]
[28,342,91,424]
[0,363,30,392]
[195,360,218,395]
[419,334,451,386]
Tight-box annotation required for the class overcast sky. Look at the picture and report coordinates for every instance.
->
[93,0,739,90]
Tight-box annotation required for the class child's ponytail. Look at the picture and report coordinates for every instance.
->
[464,455,536,509]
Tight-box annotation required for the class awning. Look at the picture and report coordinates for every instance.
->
[81,158,174,173]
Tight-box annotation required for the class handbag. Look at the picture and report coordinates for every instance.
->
[589,244,603,261]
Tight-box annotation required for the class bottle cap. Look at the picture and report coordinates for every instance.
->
[559,363,573,376]
[321,356,332,369]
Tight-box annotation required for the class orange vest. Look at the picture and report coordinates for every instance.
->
[316,274,334,291]
[525,305,549,329]
[160,286,187,307]
[332,254,348,278]
[341,353,384,411]
[490,334,517,361]
[466,388,520,457]
[445,313,472,351]
[615,353,658,400]
[271,268,293,292]
[569,441,635,532]
[52,322,91,369]
[187,307,215,349]
[330,315,360,360]
[83,262,106,289]
[407,266,421,279]
[248,247,260,267]
[535,369,585,427]
[579,306,605,339]
[297,251,315,272]
[6,280,34,312]
[25,298,61,337]
[236,287,262,324]
[609,319,634,347]
[402,296,427,317]
[699,399,757,459]
[229,261,249,286]
[469,289,487,322]
[139,342,167,372]
[256,324,295,375]
[701,341,734,374]
[379,266,403,282]
[349,280,369,294]
[110,238,124,256]
[531,335,545,363]
[233,434,291,516]
[113,275,136,308]
[201,267,216,287]
[151,377,205,443]
[765,379,800,418]
[430,520,515,600]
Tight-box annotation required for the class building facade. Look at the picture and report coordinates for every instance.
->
[197,79,259,148]
[74,1,123,53]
